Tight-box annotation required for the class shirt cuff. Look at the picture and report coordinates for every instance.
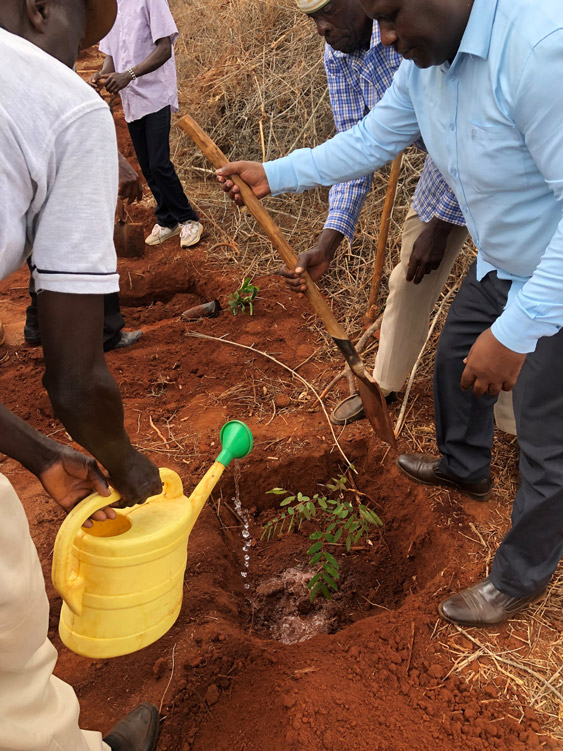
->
[263,157,298,195]
[491,301,561,354]
[323,212,356,242]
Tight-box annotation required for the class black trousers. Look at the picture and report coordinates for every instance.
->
[434,262,563,597]
[127,105,197,229]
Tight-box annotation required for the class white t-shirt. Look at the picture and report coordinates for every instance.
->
[0,29,120,294]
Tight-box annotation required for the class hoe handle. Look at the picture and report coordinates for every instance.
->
[178,114,396,447]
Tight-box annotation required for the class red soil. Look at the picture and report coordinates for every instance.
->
[0,46,559,751]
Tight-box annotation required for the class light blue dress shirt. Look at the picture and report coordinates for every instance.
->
[324,23,464,241]
[264,0,563,354]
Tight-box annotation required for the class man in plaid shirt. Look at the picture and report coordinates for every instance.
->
[283,0,514,431]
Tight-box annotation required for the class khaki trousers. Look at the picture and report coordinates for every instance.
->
[373,204,516,435]
[0,474,108,751]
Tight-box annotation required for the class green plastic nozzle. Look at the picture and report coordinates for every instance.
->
[216,420,253,467]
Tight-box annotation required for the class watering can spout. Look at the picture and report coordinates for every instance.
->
[188,420,253,529]
[216,420,254,468]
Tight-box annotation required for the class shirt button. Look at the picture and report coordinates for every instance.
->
[450,123,455,131]
[451,168,458,177]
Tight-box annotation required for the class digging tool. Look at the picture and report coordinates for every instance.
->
[177,114,396,447]
[113,198,145,258]
[365,152,403,324]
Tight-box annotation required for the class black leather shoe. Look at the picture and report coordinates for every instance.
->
[23,323,41,346]
[397,453,492,501]
[103,703,159,751]
[106,330,143,352]
[330,391,397,425]
[439,576,545,626]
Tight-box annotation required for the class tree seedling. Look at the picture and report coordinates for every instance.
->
[262,474,382,601]
[228,277,259,316]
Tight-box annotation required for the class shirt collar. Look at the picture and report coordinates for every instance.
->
[328,20,380,62]
[370,20,381,50]
[457,0,499,60]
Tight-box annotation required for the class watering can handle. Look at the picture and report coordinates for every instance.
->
[51,468,182,616]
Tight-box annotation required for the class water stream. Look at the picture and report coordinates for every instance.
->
[233,460,251,589]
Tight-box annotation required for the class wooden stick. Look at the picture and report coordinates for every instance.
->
[178,113,396,447]
[365,153,403,322]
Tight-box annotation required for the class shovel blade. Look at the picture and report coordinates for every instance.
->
[357,376,396,448]
[114,220,145,258]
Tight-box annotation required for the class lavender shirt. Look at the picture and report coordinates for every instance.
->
[99,0,179,123]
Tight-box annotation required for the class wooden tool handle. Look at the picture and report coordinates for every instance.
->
[178,114,348,342]
[366,152,402,319]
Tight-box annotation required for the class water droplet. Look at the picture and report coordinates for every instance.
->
[233,459,252,587]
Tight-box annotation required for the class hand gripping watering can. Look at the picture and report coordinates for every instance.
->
[52,421,253,659]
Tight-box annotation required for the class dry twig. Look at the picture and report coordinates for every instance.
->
[185,331,354,468]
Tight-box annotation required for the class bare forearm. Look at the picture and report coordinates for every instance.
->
[38,293,135,476]
[0,404,59,476]
[100,55,115,75]
[317,228,345,260]
[129,38,171,78]
[44,363,136,476]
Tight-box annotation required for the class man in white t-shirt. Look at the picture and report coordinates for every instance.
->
[0,1,161,749]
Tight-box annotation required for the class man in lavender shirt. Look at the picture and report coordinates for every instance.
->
[92,0,203,249]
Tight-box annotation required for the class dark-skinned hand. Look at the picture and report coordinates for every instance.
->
[406,217,455,284]
[461,327,526,397]
[88,70,105,91]
[106,448,163,510]
[38,445,114,528]
[216,161,270,206]
[118,153,143,204]
[279,228,344,294]
[102,71,133,95]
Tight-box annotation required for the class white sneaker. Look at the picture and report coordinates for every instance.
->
[179,221,203,249]
[145,223,180,246]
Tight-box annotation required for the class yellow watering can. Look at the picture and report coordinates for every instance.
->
[52,420,253,659]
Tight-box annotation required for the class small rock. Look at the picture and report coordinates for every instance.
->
[275,393,291,409]
[206,684,220,706]
[428,663,444,679]
[152,657,167,680]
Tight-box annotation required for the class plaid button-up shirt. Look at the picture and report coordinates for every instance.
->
[324,24,465,240]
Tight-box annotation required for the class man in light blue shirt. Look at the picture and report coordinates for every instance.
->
[218,0,563,627]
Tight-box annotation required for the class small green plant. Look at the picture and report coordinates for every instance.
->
[228,277,259,316]
[262,474,382,602]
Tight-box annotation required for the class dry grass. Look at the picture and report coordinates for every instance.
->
[169,0,476,340]
[167,0,562,739]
